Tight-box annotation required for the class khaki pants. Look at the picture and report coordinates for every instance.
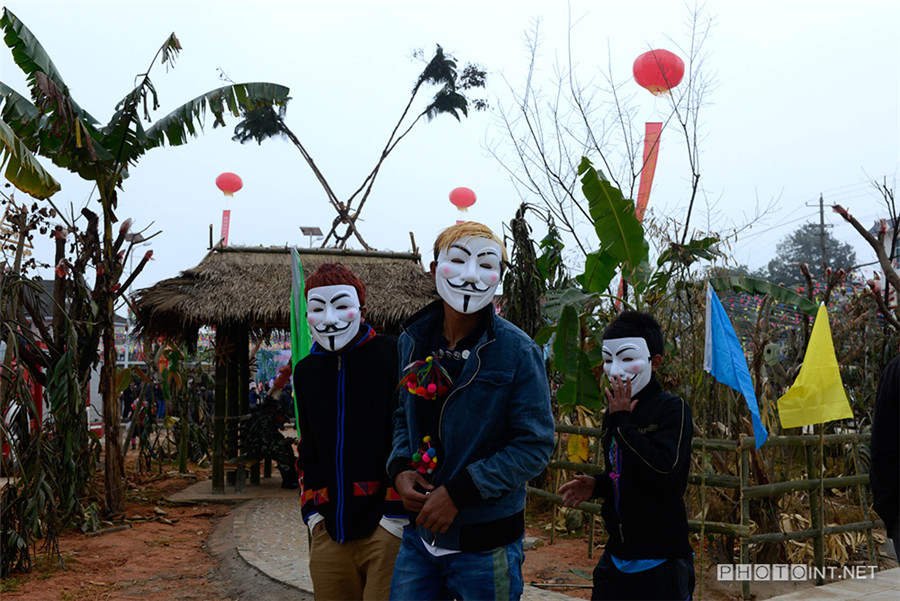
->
[309,525,401,601]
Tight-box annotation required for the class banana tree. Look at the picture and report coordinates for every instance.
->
[537,158,818,411]
[0,7,290,514]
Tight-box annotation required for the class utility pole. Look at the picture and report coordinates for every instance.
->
[805,194,832,277]
[818,194,827,274]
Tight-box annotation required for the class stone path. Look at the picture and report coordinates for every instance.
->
[172,477,899,601]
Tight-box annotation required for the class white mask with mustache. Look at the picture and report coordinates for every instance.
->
[601,337,653,396]
[306,285,362,352]
[435,237,503,314]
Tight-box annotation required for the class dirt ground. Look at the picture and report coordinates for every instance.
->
[522,510,897,601]
[1,464,894,601]
[0,462,311,601]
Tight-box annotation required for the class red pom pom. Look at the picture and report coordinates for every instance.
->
[416,386,426,396]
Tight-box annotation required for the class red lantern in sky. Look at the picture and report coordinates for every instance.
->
[633,49,685,95]
[449,187,476,212]
[216,172,243,197]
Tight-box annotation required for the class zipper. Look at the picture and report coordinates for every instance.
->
[437,339,494,443]
[335,353,345,542]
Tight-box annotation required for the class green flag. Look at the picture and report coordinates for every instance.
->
[290,248,311,427]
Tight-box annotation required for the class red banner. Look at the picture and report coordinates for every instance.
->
[635,122,662,222]
[221,209,231,246]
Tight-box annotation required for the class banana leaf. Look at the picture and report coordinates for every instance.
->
[579,157,647,271]
[552,304,603,409]
[1,8,101,126]
[145,82,290,149]
[0,117,60,198]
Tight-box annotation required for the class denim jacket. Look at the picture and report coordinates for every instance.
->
[388,301,555,549]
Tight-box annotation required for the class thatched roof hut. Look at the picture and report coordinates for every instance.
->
[133,246,437,345]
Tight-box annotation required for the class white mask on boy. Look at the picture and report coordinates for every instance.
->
[306,285,362,352]
[435,236,503,314]
[601,337,653,396]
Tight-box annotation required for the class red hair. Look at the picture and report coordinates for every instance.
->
[305,263,367,310]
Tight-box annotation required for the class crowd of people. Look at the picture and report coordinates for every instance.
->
[117,220,898,601]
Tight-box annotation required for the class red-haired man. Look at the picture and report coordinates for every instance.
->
[293,263,405,600]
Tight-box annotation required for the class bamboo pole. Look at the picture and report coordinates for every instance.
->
[817,424,826,586]
[745,520,884,544]
[739,433,869,448]
[549,431,563,547]
[587,430,602,560]
[743,474,870,499]
[740,444,751,601]
[806,433,824,585]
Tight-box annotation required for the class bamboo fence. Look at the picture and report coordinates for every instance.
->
[528,424,884,601]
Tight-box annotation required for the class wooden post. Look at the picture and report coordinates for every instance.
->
[225,329,239,486]
[740,443,751,601]
[588,433,602,560]
[212,325,228,493]
[237,323,250,416]
[550,431,563,547]
[806,432,824,585]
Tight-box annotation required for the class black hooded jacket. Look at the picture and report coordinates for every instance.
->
[591,376,694,559]
[293,326,404,543]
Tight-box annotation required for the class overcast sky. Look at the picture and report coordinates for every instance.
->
[2,0,898,291]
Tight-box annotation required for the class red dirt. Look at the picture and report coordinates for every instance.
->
[2,467,892,601]
[1,465,236,601]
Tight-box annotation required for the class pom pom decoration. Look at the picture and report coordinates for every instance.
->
[399,356,453,400]
[411,435,439,475]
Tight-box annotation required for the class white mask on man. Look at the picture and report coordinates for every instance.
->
[434,236,503,314]
[601,337,653,396]
[306,285,362,352]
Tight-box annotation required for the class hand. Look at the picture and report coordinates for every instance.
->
[606,375,638,413]
[395,470,434,512]
[312,522,325,536]
[416,486,458,534]
[557,474,596,507]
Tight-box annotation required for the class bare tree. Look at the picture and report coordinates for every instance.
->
[488,5,722,259]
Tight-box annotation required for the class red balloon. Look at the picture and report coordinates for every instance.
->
[216,172,243,197]
[449,187,476,211]
[633,49,684,95]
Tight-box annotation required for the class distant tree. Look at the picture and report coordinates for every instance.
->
[764,223,856,285]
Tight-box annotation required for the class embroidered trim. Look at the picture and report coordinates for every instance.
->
[353,481,383,496]
[301,487,330,505]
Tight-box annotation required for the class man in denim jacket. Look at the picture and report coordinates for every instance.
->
[388,221,555,601]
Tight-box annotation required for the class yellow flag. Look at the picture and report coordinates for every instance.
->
[777,304,853,428]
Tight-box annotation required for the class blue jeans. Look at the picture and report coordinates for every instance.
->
[390,526,524,601]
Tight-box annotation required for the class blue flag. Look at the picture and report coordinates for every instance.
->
[704,283,768,449]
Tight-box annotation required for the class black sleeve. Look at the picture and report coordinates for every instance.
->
[870,354,900,530]
[294,361,323,524]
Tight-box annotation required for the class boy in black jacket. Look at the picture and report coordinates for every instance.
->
[559,311,694,601]
[293,263,405,600]
[870,353,899,560]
